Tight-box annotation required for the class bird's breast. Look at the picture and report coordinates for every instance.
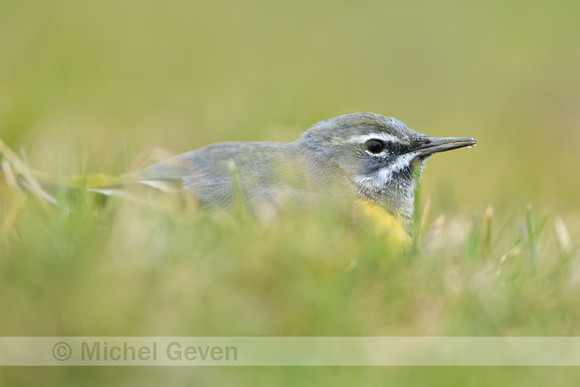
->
[353,199,412,247]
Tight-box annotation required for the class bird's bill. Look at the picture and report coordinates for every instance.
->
[411,136,477,156]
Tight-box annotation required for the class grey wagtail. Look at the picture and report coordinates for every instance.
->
[133,112,476,241]
[1,112,476,243]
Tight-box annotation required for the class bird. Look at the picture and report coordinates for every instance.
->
[129,112,477,242]
[1,112,476,243]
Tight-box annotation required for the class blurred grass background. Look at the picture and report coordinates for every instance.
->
[1,0,579,385]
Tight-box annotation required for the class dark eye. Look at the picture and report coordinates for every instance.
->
[365,139,385,154]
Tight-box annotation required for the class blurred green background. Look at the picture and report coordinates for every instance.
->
[1,0,579,214]
[1,0,580,385]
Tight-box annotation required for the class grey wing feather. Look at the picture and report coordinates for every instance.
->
[132,151,197,193]
[138,154,192,181]
[135,144,241,204]
[135,141,310,211]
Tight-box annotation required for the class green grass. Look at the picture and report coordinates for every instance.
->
[0,179,579,385]
[1,0,580,385]
[3,183,578,338]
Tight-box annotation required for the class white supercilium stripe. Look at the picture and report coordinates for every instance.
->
[347,133,402,144]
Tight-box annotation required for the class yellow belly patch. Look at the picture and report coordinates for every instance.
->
[354,200,412,247]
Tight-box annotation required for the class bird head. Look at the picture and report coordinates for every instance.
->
[297,112,476,228]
